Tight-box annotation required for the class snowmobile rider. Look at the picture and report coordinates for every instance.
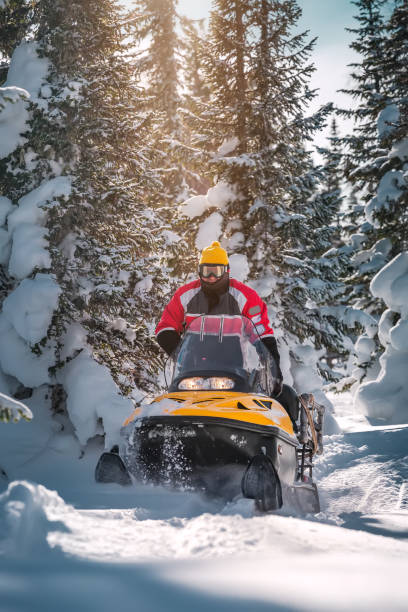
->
[155,241,299,427]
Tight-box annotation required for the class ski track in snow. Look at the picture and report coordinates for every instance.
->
[0,391,408,611]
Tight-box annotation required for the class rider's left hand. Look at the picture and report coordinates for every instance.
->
[273,377,283,397]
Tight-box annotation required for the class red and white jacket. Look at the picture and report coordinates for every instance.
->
[155,278,274,340]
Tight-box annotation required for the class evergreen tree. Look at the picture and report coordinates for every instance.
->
[0,0,168,399]
[181,17,210,104]
[338,0,389,182]
[320,118,343,214]
[338,0,407,311]
[183,0,348,386]
[337,0,390,316]
[338,0,408,388]
[372,0,408,252]
[128,0,196,286]
[129,0,188,204]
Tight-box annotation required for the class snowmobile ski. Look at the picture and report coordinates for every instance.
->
[95,445,131,486]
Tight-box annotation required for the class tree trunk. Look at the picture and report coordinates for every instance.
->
[235,0,247,152]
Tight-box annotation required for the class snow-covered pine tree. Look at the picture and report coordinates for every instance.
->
[320,117,344,246]
[338,0,408,389]
[371,0,408,252]
[337,0,391,315]
[181,17,210,106]
[353,0,408,403]
[0,0,169,441]
[128,0,195,283]
[181,0,347,395]
[129,0,186,201]
[180,16,211,192]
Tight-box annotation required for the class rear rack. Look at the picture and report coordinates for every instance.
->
[296,393,325,481]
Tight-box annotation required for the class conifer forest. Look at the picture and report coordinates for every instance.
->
[0,2,407,610]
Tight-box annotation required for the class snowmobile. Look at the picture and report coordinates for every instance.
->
[95,315,324,513]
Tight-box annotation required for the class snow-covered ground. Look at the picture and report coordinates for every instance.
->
[0,390,407,612]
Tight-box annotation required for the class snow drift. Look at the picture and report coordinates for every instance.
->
[355,252,408,423]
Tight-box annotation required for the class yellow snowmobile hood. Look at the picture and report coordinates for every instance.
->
[123,391,295,437]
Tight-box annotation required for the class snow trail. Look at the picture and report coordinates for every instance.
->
[0,391,408,611]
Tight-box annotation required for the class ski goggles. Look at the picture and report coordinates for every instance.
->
[199,264,228,279]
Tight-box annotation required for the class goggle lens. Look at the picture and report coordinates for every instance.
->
[199,264,227,279]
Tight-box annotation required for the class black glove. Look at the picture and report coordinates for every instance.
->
[156,329,180,356]
[273,377,283,397]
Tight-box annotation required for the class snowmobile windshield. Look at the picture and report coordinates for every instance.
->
[169,315,278,395]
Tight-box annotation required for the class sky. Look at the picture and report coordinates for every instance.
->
[123,0,361,150]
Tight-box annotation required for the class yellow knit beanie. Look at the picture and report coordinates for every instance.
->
[199,241,229,265]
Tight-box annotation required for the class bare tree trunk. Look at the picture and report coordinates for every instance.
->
[235,0,247,152]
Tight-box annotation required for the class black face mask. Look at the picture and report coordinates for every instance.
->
[200,272,230,296]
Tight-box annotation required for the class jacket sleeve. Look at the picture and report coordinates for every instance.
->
[242,288,274,339]
[155,289,185,337]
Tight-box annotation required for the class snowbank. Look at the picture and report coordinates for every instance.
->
[355,253,408,423]
[60,352,134,449]
[0,481,66,557]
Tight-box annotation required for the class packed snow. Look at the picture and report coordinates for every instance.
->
[0,389,407,611]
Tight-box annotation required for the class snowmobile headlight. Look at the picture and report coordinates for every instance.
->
[178,377,206,390]
[207,377,235,389]
[178,377,235,390]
